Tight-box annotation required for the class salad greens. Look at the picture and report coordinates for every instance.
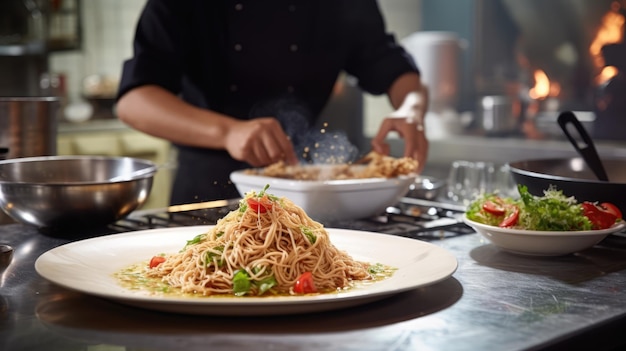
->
[516,185,593,231]
[466,185,594,231]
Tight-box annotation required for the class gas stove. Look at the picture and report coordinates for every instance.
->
[109,197,473,242]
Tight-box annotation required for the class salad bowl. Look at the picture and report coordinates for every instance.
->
[463,215,626,256]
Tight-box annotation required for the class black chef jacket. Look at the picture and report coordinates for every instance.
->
[118,0,419,204]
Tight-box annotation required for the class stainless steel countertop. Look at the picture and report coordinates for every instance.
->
[373,133,626,181]
[2,222,626,351]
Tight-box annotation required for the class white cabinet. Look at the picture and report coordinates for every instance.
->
[57,121,174,209]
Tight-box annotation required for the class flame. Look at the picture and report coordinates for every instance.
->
[529,69,556,100]
[589,1,625,85]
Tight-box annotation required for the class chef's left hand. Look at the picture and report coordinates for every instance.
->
[371,91,428,174]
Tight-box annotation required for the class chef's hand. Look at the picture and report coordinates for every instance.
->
[371,91,428,174]
[224,117,299,167]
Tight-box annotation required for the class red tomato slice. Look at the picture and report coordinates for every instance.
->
[582,202,617,230]
[482,200,506,216]
[600,202,622,219]
[149,256,166,268]
[247,196,273,213]
[293,272,317,294]
[498,205,519,228]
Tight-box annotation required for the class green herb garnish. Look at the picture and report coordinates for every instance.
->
[232,270,251,296]
[181,234,206,251]
[301,226,317,244]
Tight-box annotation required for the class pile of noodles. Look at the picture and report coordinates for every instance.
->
[247,151,418,180]
[147,189,372,296]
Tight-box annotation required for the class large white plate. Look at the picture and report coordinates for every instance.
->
[35,226,458,316]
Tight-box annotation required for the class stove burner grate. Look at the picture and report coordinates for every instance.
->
[111,198,473,241]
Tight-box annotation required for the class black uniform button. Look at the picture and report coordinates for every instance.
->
[234,44,243,51]
[287,85,295,93]
[289,44,298,52]
[230,84,238,92]
[235,3,243,11]
[288,4,296,12]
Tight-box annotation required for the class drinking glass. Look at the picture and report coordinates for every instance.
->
[446,161,517,204]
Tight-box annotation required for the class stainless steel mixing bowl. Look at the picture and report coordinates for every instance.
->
[0,156,157,230]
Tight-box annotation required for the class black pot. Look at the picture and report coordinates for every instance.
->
[509,157,626,215]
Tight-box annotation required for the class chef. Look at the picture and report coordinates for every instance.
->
[116,0,429,205]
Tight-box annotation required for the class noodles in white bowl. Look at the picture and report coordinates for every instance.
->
[230,153,418,222]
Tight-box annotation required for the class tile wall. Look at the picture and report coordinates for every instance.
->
[49,0,146,104]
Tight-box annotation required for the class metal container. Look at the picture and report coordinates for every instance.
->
[0,156,157,232]
[477,95,521,135]
[0,97,59,159]
[401,31,465,112]
[406,175,446,200]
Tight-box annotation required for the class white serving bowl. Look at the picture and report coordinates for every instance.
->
[230,169,413,222]
[463,215,626,256]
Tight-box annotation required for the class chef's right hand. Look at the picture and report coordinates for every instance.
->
[225,117,299,167]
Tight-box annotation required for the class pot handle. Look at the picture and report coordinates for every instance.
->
[557,111,609,181]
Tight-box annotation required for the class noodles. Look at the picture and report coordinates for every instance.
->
[248,151,418,180]
[146,186,376,296]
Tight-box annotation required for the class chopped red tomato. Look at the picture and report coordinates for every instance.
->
[600,202,622,219]
[293,272,317,294]
[498,205,519,228]
[149,256,166,268]
[480,197,519,227]
[483,200,506,216]
[247,195,273,213]
[582,202,618,230]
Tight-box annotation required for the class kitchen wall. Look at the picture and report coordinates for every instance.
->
[49,0,145,105]
[363,0,422,137]
[36,0,626,143]
[48,0,421,138]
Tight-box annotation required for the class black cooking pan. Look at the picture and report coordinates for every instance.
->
[509,158,626,213]
[509,111,626,214]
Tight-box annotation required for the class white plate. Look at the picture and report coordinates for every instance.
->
[230,169,413,221]
[35,226,458,316]
[463,215,626,256]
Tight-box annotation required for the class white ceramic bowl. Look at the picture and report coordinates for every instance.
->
[230,169,413,222]
[463,215,626,256]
